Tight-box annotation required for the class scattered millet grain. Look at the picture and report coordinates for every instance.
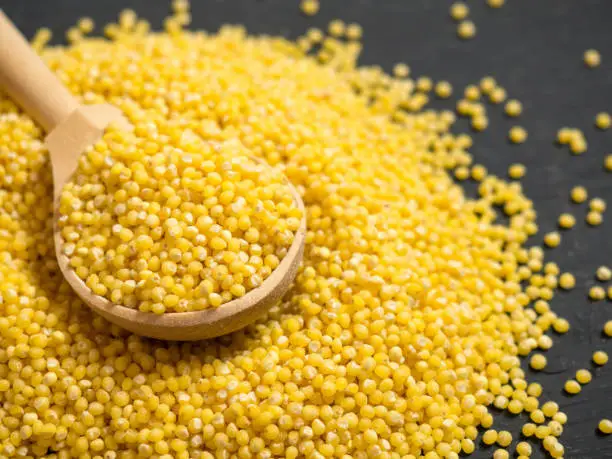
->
[457,20,476,39]
[471,115,489,131]
[544,231,561,248]
[584,49,602,67]
[345,23,362,40]
[482,429,498,445]
[493,449,509,459]
[542,401,560,417]
[589,286,607,301]
[553,317,570,334]
[600,419,612,434]
[531,409,546,424]
[490,87,507,104]
[463,84,480,101]
[571,185,588,203]
[595,112,611,129]
[496,430,512,447]
[77,17,94,33]
[586,211,603,226]
[416,76,433,92]
[435,80,453,98]
[564,380,581,395]
[576,369,593,384]
[392,62,410,78]
[480,76,496,93]
[590,197,607,212]
[523,423,537,437]
[505,99,523,117]
[593,351,610,365]
[300,0,320,16]
[516,442,532,456]
[508,163,526,179]
[596,266,612,281]
[530,353,548,370]
[509,126,528,143]
[604,320,612,336]
[327,19,345,37]
[450,2,469,20]
[558,213,576,229]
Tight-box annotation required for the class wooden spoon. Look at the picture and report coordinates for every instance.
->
[0,11,306,340]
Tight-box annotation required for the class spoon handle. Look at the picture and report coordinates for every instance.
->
[0,11,79,132]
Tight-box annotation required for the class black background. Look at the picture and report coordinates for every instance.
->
[2,0,612,457]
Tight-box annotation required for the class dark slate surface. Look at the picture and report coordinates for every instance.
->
[2,0,612,457]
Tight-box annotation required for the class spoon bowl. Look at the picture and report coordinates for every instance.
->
[0,11,307,340]
[54,183,306,341]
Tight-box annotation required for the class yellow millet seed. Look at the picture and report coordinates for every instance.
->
[508,163,526,179]
[345,23,363,40]
[416,76,433,92]
[544,231,561,248]
[450,2,469,20]
[605,154,612,171]
[604,320,612,336]
[576,369,593,384]
[497,430,512,447]
[570,132,588,154]
[590,197,607,212]
[482,429,498,445]
[589,286,606,301]
[597,266,612,281]
[391,63,409,79]
[584,49,601,67]
[553,317,570,334]
[531,409,546,424]
[522,423,537,437]
[564,380,581,395]
[487,0,506,7]
[328,19,345,37]
[300,0,320,16]
[586,211,603,226]
[595,112,611,129]
[594,351,609,365]
[530,354,547,370]
[435,80,453,98]
[559,273,576,290]
[464,84,481,100]
[558,127,572,144]
[471,115,489,131]
[558,213,576,229]
[471,164,487,181]
[516,441,532,456]
[542,401,560,417]
[509,126,528,143]
[505,99,523,117]
[480,76,496,93]
[490,87,507,104]
[599,419,612,434]
[570,186,588,203]
[457,20,476,39]
[77,17,95,34]
[493,449,509,459]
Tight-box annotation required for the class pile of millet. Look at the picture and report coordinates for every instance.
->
[0,1,609,457]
